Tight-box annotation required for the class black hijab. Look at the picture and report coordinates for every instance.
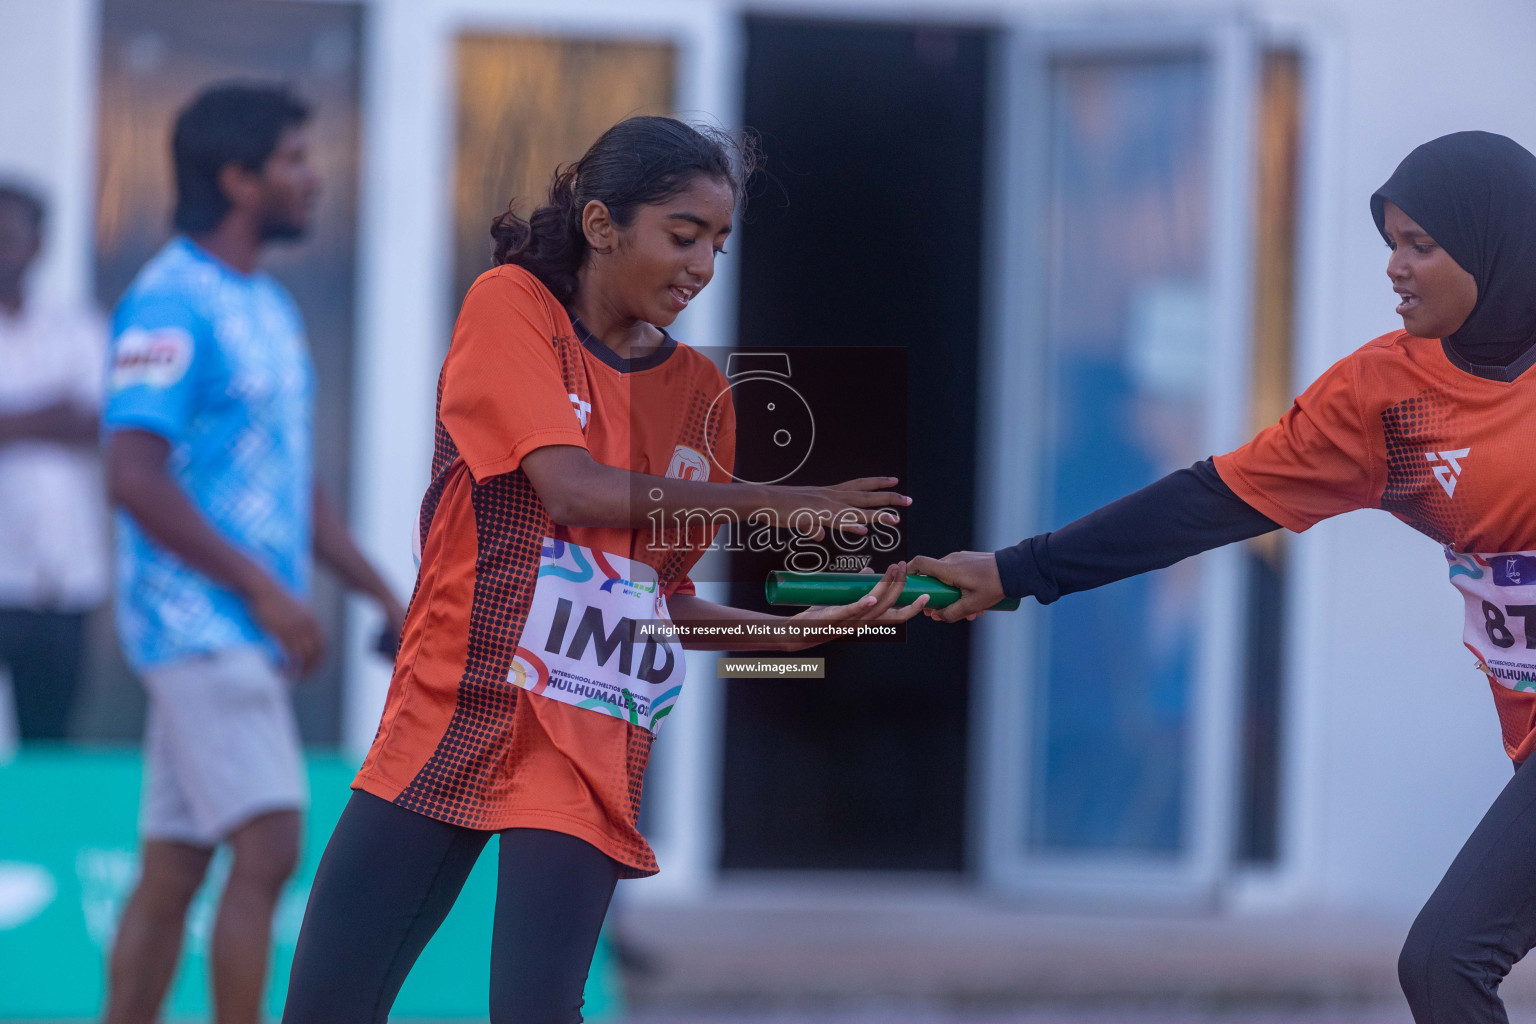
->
[1371,131,1536,369]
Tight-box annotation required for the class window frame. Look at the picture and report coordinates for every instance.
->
[972,14,1259,905]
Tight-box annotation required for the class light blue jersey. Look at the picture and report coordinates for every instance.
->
[104,237,315,671]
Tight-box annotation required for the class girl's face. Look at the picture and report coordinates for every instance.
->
[1382,200,1478,340]
[587,174,735,328]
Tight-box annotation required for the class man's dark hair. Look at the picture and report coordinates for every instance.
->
[0,182,45,233]
[172,82,310,234]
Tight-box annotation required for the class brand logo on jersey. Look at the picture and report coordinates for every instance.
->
[110,326,193,390]
[666,445,710,481]
[568,393,591,430]
[1424,447,1471,498]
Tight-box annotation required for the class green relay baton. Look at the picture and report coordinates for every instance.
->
[765,571,1021,611]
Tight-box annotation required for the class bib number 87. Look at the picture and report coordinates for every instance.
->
[1483,601,1536,649]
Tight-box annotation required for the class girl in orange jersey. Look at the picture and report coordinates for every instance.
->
[283,117,925,1023]
[916,131,1536,1023]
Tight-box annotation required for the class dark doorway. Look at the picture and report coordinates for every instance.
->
[723,17,990,871]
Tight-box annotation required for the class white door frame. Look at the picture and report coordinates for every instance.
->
[972,14,1258,905]
[344,0,741,901]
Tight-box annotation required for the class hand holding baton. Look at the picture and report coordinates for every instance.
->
[765,571,1020,611]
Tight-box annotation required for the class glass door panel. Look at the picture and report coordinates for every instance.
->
[1032,55,1213,855]
[977,21,1256,902]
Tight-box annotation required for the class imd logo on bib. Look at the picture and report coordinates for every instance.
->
[511,538,684,731]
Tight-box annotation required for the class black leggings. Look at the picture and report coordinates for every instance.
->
[1400,755,1536,1022]
[282,791,621,1024]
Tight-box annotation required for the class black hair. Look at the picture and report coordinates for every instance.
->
[171,82,310,234]
[0,182,45,233]
[491,116,759,304]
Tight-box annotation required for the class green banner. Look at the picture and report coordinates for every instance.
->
[0,749,622,1020]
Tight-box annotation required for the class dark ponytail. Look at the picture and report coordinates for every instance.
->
[490,116,758,304]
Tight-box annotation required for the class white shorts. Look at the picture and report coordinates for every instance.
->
[139,645,308,846]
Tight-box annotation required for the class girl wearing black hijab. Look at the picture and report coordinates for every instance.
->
[911,131,1536,1022]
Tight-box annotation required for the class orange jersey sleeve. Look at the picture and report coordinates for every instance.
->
[1214,353,1385,532]
[439,267,588,482]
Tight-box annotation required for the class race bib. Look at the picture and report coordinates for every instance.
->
[510,538,685,731]
[1448,549,1536,692]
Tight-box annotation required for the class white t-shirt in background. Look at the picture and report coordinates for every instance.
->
[0,301,110,611]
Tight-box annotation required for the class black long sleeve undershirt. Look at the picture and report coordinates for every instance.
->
[993,458,1282,604]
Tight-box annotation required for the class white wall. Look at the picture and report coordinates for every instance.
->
[0,0,98,308]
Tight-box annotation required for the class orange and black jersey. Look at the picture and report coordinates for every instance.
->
[355,265,735,876]
[1216,331,1536,760]
[1214,331,1536,552]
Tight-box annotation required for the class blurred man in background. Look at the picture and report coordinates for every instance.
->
[0,182,109,744]
[100,83,405,1024]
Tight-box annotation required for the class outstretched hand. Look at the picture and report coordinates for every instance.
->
[784,560,929,649]
[771,476,910,541]
[906,551,1006,623]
